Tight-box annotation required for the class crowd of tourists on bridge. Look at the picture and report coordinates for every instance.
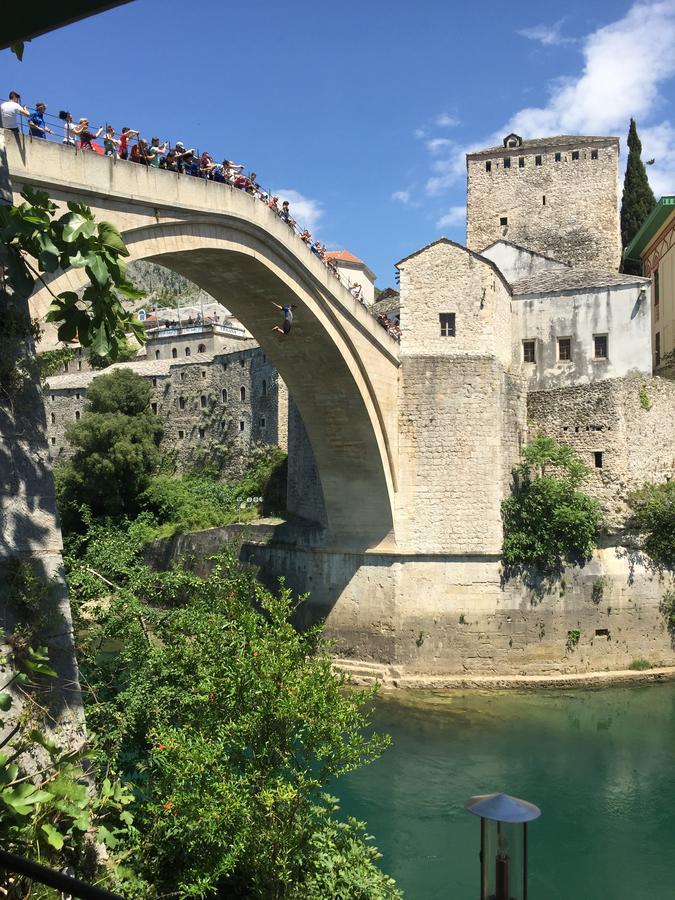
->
[1,91,401,342]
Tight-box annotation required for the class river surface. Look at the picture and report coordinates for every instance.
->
[335,683,675,899]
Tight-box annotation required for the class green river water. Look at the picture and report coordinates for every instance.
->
[335,682,675,899]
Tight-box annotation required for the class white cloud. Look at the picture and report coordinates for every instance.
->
[273,188,323,231]
[435,113,460,128]
[414,127,427,139]
[392,189,412,204]
[424,1,675,198]
[427,137,453,154]
[436,206,466,229]
[517,19,575,46]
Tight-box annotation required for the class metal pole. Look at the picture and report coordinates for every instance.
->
[0,849,123,900]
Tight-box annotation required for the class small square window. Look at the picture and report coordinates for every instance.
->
[558,338,572,361]
[594,451,603,469]
[591,149,598,160]
[240,358,246,367]
[572,150,579,161]
[503,157,511,169]
[202,370,207,378]
[239,420,245,432]
[198,427,205,438]
[500,216,508,226]
[151,402,158,414]
[518,157,525,168]
[594,335,608,359]
[485,160,492,173]
[535,155,542,166]
[554,152,561,162]
[75,393,80,400]
[75,410,80,421]
[439,313,456,337]
[178,429,185,439]
[523,340,536,363]
[51,437,56,446]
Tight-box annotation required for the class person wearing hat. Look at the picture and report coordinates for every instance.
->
[118,127,139,160]
[174,142,196,174]
[28,102,53,139]
[1,91,29,132]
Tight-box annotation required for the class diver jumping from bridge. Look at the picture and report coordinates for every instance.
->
[271,301,296,336]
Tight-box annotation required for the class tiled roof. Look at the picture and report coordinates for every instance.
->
[511,269,650,296]
[44,356,215,390]
[325,249,364,265]
[372,295,401,316]
[467,135,619,159]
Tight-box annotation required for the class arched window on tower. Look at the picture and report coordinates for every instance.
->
[198,344,206,353]
[222,389,228,402]
[172,348,178,358]
[240,386,246,402]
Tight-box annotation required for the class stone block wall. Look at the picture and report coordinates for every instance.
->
[397,356,527,553]
[467,138,621,270]
[528,375,675,530]
[286,396,327,528]
[398,239,512,367]
[45,347,287,479]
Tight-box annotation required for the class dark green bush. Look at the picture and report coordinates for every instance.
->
[502,436,603,574]
[625,480,675,568]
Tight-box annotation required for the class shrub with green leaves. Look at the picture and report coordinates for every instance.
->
[67,526,399,898]
[502,436,603,574]
[625,480,675,569]
[55,369,162,527]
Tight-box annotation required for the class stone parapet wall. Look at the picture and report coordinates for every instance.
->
[527,375,675,530]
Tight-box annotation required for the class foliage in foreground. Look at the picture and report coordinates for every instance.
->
[0,559,138,898]
[67,523,399,898]
[501,436,603,574]
[625,480,675,570]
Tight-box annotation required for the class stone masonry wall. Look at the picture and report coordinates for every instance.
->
[286,396,328,529]
[528,375,675,530]
[467,138,621,270]
[46,347,286,479]
[397,356,526,553]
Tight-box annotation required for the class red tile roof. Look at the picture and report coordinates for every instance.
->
[324,249,364,265]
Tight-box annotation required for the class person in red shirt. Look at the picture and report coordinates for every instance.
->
[118,127,139,160]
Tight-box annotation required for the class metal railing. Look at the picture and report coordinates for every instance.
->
[2,101,401,341]
[0,848,123,899]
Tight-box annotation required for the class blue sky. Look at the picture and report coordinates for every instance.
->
[2,0,675,287]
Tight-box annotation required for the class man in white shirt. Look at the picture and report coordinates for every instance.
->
[1,91,29,132]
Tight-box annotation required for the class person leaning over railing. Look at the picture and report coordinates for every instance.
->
[1,90,29,133]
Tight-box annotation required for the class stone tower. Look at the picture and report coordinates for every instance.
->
[466,134,621,270]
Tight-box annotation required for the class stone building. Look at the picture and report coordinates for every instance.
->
[45,345,288,477]
[466,133,622,270]
[624,195,675,374]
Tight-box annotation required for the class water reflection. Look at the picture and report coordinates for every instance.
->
[335,685,675,899]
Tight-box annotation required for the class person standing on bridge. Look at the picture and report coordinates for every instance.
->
[271,301,297,337]
[1,91,29,133]
[28,102,53,139]
[118,126,139,160]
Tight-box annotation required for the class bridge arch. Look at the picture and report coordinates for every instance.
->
[6,139,400,549]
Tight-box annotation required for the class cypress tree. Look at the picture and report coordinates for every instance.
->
[620,118,656,272]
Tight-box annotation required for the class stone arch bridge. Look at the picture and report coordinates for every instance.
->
[6,138,400,550]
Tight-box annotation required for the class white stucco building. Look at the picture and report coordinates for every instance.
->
[324,250,377,305]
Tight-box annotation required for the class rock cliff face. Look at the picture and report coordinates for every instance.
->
[126,260,217,311]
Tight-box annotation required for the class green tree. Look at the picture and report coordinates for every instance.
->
[620,119,656,272]
[56,370,161,524]
[625,480,675,568]
[67,526,399,899]
[502,436,603,573]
